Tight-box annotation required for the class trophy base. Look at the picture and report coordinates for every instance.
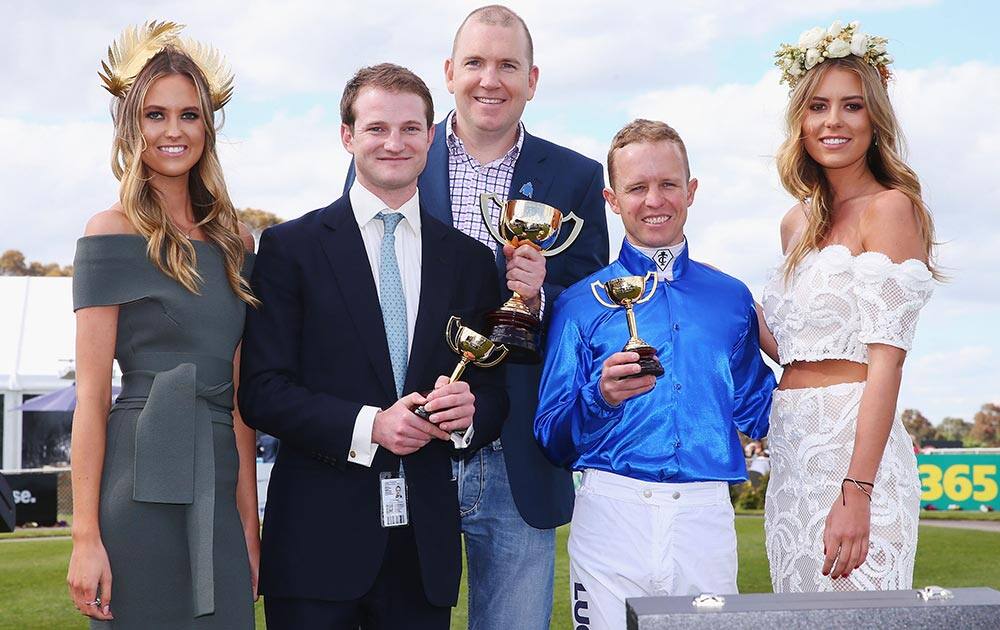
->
[622,345,664,378]
[413,389,433,420]
[486,308,541,364]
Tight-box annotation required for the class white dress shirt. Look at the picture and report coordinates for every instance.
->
[348,182,473,466]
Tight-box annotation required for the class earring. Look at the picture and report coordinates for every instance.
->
[873,132,879,147]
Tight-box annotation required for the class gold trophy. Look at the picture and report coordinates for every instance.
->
[591,272,665,378]
[414,316,508,420]
[479,193,585,363]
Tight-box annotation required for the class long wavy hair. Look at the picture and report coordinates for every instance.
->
[111,46,258,306]
[776,56,939,281]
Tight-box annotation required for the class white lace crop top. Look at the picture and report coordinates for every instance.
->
[761,244,934,366]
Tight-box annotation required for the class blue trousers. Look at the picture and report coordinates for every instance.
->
[454,441,556,630]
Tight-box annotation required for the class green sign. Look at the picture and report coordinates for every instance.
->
[917,452,1000,511]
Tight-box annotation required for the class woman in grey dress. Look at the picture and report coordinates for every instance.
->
[67,23,259,627]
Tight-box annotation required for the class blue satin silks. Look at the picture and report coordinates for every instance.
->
[534,239,776,483]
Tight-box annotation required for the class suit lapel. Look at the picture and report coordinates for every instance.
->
[404,211,454,395]
[318,199,397,401]
[418,119,454,227]
[508,131,553,205]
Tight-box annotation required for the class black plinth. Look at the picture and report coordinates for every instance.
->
[622,345,664,378]
[413,389,433,420]
[486,309,541,364]
[626,588,1000,630]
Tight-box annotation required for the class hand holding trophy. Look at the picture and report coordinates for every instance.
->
[591,272,665,378]
[414,316,508,421]
[479,193,585,363]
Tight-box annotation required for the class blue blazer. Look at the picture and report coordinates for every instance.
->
[238,194,508,606]
[349,119,610,527]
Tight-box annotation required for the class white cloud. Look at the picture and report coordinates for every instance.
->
[903,344,997,422]
[0,118,116,263]
[2,0,938,119]
[220,107,350,218]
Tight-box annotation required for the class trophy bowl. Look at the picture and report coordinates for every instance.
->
[604,276,647,304]
[498,200,562,250]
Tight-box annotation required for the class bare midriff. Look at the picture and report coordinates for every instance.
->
[777,359,868,390]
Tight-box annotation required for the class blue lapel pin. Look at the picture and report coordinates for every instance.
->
[519,181,534,199]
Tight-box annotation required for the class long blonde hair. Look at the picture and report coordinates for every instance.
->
[776,56,939,280]
[111,47,258,306]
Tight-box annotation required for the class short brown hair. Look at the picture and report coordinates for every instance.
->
[607,119,691,188]
[340,63,434,129]
[453,5,534,66]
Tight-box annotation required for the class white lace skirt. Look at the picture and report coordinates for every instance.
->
[764,382,920,592]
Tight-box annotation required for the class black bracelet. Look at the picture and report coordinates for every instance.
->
[841,477,874,505]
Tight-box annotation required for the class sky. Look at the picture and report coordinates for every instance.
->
[3,0,997,424]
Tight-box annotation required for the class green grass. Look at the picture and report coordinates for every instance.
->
[1,519,997,630]
[0,529,71,540]
[734,508,1000,521]
[916,510,1000,521]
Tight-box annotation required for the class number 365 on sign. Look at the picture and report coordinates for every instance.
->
[917,453,1000,511]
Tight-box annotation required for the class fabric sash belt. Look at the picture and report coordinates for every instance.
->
[113,353,234,618]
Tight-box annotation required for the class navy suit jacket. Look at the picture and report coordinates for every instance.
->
[238,194,508,606]
[347,119,609,527]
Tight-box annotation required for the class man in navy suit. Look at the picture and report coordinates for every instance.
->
[240,64,507,630]
[413,5,609,628]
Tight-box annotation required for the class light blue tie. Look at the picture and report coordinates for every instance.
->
[378,211,408,398]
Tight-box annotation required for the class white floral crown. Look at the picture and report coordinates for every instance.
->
[774,21,892,89]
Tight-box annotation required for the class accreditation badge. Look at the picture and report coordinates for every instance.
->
[379,470,409,528]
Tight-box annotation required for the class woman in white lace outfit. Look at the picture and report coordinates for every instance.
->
[758,22,938,593]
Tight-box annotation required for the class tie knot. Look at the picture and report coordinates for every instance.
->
[378,211,404,234]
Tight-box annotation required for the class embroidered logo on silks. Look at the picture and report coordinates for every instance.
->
[654,249,674,272]
[519,181,534,199]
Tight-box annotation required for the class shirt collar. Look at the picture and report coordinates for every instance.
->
[617,237,690,281]
[446,110,524,166]
[349,180,422,233]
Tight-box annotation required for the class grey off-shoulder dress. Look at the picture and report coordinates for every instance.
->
[73,235,255,629]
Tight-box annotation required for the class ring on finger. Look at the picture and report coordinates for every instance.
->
[85,597,102,606]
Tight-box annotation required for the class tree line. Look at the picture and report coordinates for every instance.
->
[0,250,72,276]
[902,403,1000,447]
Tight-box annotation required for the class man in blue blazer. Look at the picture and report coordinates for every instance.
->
[346,6,608,628]
[240,64,508,629]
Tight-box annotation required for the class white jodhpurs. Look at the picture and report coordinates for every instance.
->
[568,469,738,630]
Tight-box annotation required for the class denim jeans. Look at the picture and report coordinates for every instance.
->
[453,440,556,630]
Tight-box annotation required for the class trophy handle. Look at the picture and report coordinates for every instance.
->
[542,211,585,258]
[590,280,620,309]
[476,343,509,368]
[478,193,509,246]
[445,316,462,354]
[635,271,659,304]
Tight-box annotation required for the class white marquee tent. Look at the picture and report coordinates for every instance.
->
[1,276,78,470]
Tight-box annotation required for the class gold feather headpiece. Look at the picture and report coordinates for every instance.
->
[99,21,235,110]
